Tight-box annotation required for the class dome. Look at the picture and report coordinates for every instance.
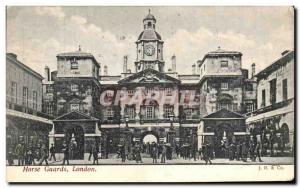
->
[138,29,161,40]
[143,12,156,22]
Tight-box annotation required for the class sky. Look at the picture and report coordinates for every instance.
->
[6,6,294,76]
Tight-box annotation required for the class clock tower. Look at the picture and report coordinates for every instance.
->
[135,10,165,72]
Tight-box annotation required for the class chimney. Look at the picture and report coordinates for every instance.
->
[192,64,196,75]
[104,65,108,75]
[196,60,202,73]
[281,50,290,56]
[7,53,17,59]
[44,66,50,81]
[171,55,176,72]
[251,63,256,78]
[123,55,128,73]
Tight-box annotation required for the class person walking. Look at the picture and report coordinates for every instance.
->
[40,145,49,165]
[15,143,25,166]
[241,141,248,162]
[92,143,99,165]
[202,143,212,165]
[134,145,142,163]
[249,136,256,162]
[161,144,167,163]
[152,144,158,163]
[49,143,56,161]
[87,142,93,161]
[7,146,14,166]
[62,143,70,165]
[254,136,263,162]
[121,144,126,162]
[236,141,242,161]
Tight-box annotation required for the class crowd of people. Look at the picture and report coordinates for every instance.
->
[7,133,290,166]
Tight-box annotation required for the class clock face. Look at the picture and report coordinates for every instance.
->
[144,45,155,56]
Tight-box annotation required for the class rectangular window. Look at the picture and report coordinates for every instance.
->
[71,84,79,92]
[128,90,135,96]
[47,103,53,115]
[261,89,266,107]
[221,61,228,68]
[70,104,80,111]
[32,91,37,110]
[46,85,53,93]
[146,106,154,119]
[184,108,193,119]
[282,79,288,101]
[106,107,114,118]
[165,88,172,96]
[246,104,253,113]
[221,82,228,90]
[269,79,277,104]
[163,106,173,118]
[10,82,17,104]
[22,87,28,107]
[126,107,135,119]
[70,59,78,70]
[146,87,154,94]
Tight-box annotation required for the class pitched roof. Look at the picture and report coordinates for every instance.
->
[255,50,294,80]
[53,111,99,121]
[118,68,181,84]
[203,108,245,119]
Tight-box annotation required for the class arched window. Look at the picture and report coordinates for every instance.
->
[148,22,152,27]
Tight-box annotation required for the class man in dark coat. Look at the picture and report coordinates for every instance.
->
[249,136,256,162]
[121,144,126,162]
[40,146,49,165]
[152,144,158,163]
[62,143,70,165]
[241,141,248,162]
[236,141,242,161]
[134,145,142,163]
[202,144,212,165]
[15,143,25,166]
[49,143,56,161]
[161,144,167,163]
[92,143,99,165]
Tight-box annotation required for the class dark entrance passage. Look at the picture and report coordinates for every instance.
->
[65,126,85,160]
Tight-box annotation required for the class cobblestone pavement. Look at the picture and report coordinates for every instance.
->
[9,156,294,166]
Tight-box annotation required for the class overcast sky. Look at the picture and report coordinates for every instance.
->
[6,6,294,76]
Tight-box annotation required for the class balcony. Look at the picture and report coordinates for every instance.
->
[6,101,55,120]
[245,98,294,117]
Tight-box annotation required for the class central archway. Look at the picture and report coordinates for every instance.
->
[143,134,157,143]
[140,131,159,144]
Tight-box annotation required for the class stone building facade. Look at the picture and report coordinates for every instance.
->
[246,50,294,156]
[42,11,258,158]
[6,53,53,158]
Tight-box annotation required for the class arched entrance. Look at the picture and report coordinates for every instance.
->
[214,124,234,158]
[65,126,85,159]
[141,131,159,144]
[143,134,158,143]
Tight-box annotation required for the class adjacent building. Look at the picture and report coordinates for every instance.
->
[246,50,294,155]
[6,53,53,154]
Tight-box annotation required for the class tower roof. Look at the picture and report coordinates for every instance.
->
[138,30,162,40]
[143,9,156,22]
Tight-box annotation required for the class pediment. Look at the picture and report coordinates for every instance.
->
[203,108,245,119]
[119,68,180,84]
[54,111,99,121]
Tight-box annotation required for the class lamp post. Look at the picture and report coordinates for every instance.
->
[168,114,176,147]
[123,115,132,160]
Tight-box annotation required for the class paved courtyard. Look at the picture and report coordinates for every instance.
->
[9,155,294,166]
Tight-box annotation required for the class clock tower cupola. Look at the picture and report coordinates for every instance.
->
[135,10,164,72]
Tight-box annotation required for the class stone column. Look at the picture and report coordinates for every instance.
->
[197,120,204,150]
